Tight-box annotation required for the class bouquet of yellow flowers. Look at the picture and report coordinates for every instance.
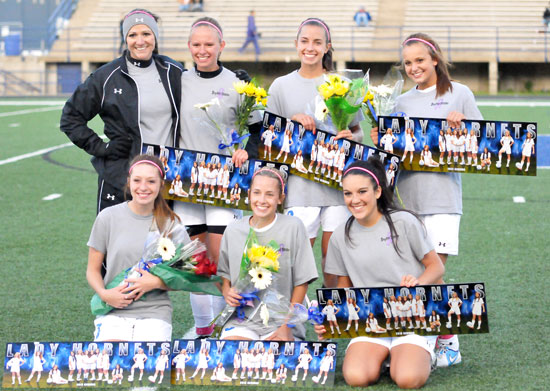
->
[195,79,267,155]
[316,73,369,132]
[212,229,308,336]
[233,79,267,135]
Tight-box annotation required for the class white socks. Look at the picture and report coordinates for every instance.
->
[190,293,215,328]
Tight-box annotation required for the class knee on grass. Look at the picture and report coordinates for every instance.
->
[343,364,380,387]
[390,367,429,389]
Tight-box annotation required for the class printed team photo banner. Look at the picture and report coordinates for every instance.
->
[377,116,537,176]
[171,339,337,388]
[316,282,488,340]
[3,341,171,388]
[143,144,289,212]
[259,112,401,189]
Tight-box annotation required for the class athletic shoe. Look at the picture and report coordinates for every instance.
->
[435,335,462,367]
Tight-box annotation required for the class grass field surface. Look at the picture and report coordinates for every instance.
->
[1,100,549,390]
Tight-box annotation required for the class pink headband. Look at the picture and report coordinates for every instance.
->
[299,18,331,42]
[402,37,436,53]
[129,160,164,177]
[192,21,223,39]
[343,167,380,187]
[252,168,285,192]
[125,10,155,20]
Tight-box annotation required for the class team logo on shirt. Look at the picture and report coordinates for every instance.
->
[380,231,396,246]
[430,98,449,109]
[113,88,122,94]
[212,88,229,98]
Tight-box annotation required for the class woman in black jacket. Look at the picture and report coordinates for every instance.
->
[60,8,183,213]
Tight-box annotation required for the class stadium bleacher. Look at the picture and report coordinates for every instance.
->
[1,0,550,95]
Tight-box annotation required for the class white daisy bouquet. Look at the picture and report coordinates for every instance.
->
[91,223,221,315]
[362,67,404,128]
[212,229,308,335]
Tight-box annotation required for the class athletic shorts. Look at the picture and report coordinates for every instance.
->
[174,202,242,235]
[420,213,461,256]
[220,326,276,341]
[285,205,350,238]
[347,334,437,362]
[94,315,171,342]
[500,146,511,154]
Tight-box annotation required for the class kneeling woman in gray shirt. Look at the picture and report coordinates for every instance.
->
[318,158,444,388]
[87,155,190,341]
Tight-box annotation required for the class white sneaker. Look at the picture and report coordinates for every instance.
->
[435,335,462,367]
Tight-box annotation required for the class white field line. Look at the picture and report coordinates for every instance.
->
[0,142,73,166]
[0,100,65,105]
[476,101,550,107]
[0,106,62,117]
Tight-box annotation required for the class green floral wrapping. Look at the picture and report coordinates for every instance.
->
[324,96,362,131]
[90,266,222,316]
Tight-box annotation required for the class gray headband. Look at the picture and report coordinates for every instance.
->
[122,10,159,42]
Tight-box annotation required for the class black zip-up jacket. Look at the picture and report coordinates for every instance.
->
[60,51,184,190]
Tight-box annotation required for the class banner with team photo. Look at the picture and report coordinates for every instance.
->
[258,112,401,189]
[377,116,537,176]
[3,341,171,388]
[142,144,289,212]
[171,339,337,388]
[316,283,488,339]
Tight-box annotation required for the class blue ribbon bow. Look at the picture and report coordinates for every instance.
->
[308,306,325,325]
[236,291,260,321]
[138,257,163,272]
[218,131,250,150]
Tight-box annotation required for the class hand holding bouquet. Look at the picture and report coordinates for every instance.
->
[213,229,308,337]
[91,223,221,315]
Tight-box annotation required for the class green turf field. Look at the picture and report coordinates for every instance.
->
[1,101,549,390]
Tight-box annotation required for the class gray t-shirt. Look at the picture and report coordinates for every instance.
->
[325,211,433,287]
[217,214,318,339]
[394,81,483,215]
[88,202,187,323]
[127,60,173,147]
[180,68,245,154]
[268,70,361,207]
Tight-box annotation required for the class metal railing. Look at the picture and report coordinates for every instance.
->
[46,0,79,50]
[36,23,550,62]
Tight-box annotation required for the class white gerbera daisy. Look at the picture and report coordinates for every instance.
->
[194,97,219,110]
[260,303,270,326]
[157,237,176,261]
[314,99,329,122]
[248,266,272,290]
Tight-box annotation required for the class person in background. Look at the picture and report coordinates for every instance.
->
[239,10,261,61]
[354,6,372,27]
